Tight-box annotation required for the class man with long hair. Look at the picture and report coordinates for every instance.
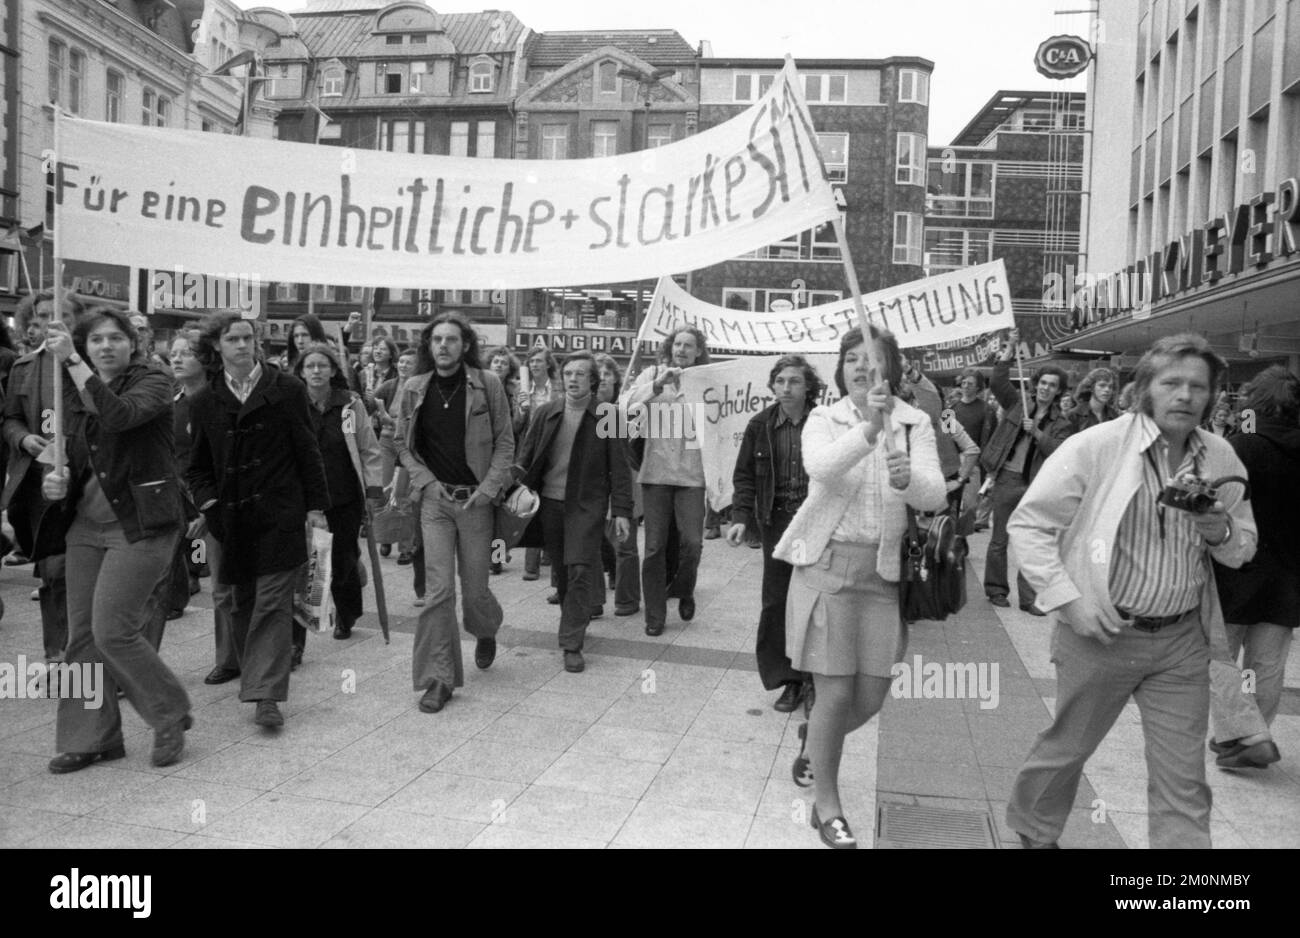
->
[395,311,514,713]
[187,313,330,728]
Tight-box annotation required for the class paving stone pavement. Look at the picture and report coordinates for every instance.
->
[0,527,1296,849]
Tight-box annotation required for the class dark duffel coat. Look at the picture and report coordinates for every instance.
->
[512,396,633,565]
[187,365,329,584]
[1214,421,1300,628]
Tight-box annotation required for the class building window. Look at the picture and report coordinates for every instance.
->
[48,39,64,106]
[310,284,332,302]
[318,122,343,141]
[155,95,170,127]
[450,121,469,156]
[893,213,923,265]
[592,121,619,158]
[647,124,673,148]
[142,88,154,125]
[895,132,926,185]
[723,286,842,311]
[264,64,291,98]
[801,73,847,103]
[350,286,365,303]
[817,133,849,182]
[410,61,430,93]
[923,228,992,273]
[105,69,124,122]
[276,282,297,301]
[410,33,428,44]
[68,49,84,115]
[734,72,776,102]
[926,159,995,217]
[898,69,930,105]
[385,35,403,45]
[541,124,568,160]
[378,62,406,94]
[597,61,619,95]
[381,119,425,153]
[322,66,344,97]
[476,121,496,158]
[811,215,845,260]
[722,288,756,310]
[470,60,494,93]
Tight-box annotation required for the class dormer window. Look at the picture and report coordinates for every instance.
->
[322,66,344,97]
[410,33,427,44]
[470,58,494,93]
[385,35,402,45]
[378,62,407,94]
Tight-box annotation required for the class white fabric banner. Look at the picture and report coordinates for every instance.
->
[641,260,1015,354]
[55,59,838,290]
[680,354,839,512]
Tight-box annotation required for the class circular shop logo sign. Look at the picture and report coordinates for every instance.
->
[1034,35,1093,79]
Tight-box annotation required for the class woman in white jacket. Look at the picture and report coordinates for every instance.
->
[773,325,946,848]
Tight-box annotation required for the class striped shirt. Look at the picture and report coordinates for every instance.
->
[1108,414,1209,616]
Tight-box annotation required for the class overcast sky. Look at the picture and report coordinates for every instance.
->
[233,0,1091,145]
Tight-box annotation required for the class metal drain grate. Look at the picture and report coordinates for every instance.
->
[876,802,999,849]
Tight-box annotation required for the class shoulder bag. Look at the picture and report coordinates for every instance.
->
[899,425,970,622]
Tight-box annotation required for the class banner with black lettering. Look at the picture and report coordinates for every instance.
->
[641,260,1015,353]
[55,58,839,290]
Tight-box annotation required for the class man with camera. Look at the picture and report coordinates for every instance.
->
[1004,334,1257,849]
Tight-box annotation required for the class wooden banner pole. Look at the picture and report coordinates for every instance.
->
[832,215,893,450]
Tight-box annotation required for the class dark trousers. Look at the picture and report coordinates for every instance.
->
[57,519,188,754]
[219,568,297,702]
[293,500,365,648]
[984,468,1037,608]
[641,484,706,629]
[10,478,69,659]
[597,519,640,608]
[412,524,425,598]
[757,508,805,690]
[539,497,597,651]
[205,534,239,671]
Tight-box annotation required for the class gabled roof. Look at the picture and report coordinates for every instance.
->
[294,7,527,58]
[526,30,696,67]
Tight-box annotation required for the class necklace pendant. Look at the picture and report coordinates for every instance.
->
[443,401,450,409]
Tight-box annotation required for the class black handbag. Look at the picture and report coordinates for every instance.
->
[898,427,969,622]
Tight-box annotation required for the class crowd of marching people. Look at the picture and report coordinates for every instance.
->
[0,295,1296,849]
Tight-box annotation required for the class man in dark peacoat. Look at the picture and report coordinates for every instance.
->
[514,351,633,673]
[187,314,329,728]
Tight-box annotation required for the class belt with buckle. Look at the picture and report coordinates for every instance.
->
[1117,607,1195,632]
[440,484,476,502]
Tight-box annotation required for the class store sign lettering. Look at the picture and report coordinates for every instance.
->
[1062,177,1299,332]
[513,330,638,354]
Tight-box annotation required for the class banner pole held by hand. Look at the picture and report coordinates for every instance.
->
[1013,333,1030,417]
[833,215,893,451]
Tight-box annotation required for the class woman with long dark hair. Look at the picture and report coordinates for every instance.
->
[776,326,945,847]
[41,307,192,772]
[289,343,384,662]
[286,313,328,372]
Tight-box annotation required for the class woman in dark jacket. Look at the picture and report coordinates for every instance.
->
[1212,365,1300,765]
[290,343,384,659]
[1069,367,1121,432]
[41,307,191,772]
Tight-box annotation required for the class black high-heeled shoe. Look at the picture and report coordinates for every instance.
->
[810,806,857,849]
[792,721,814,788]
